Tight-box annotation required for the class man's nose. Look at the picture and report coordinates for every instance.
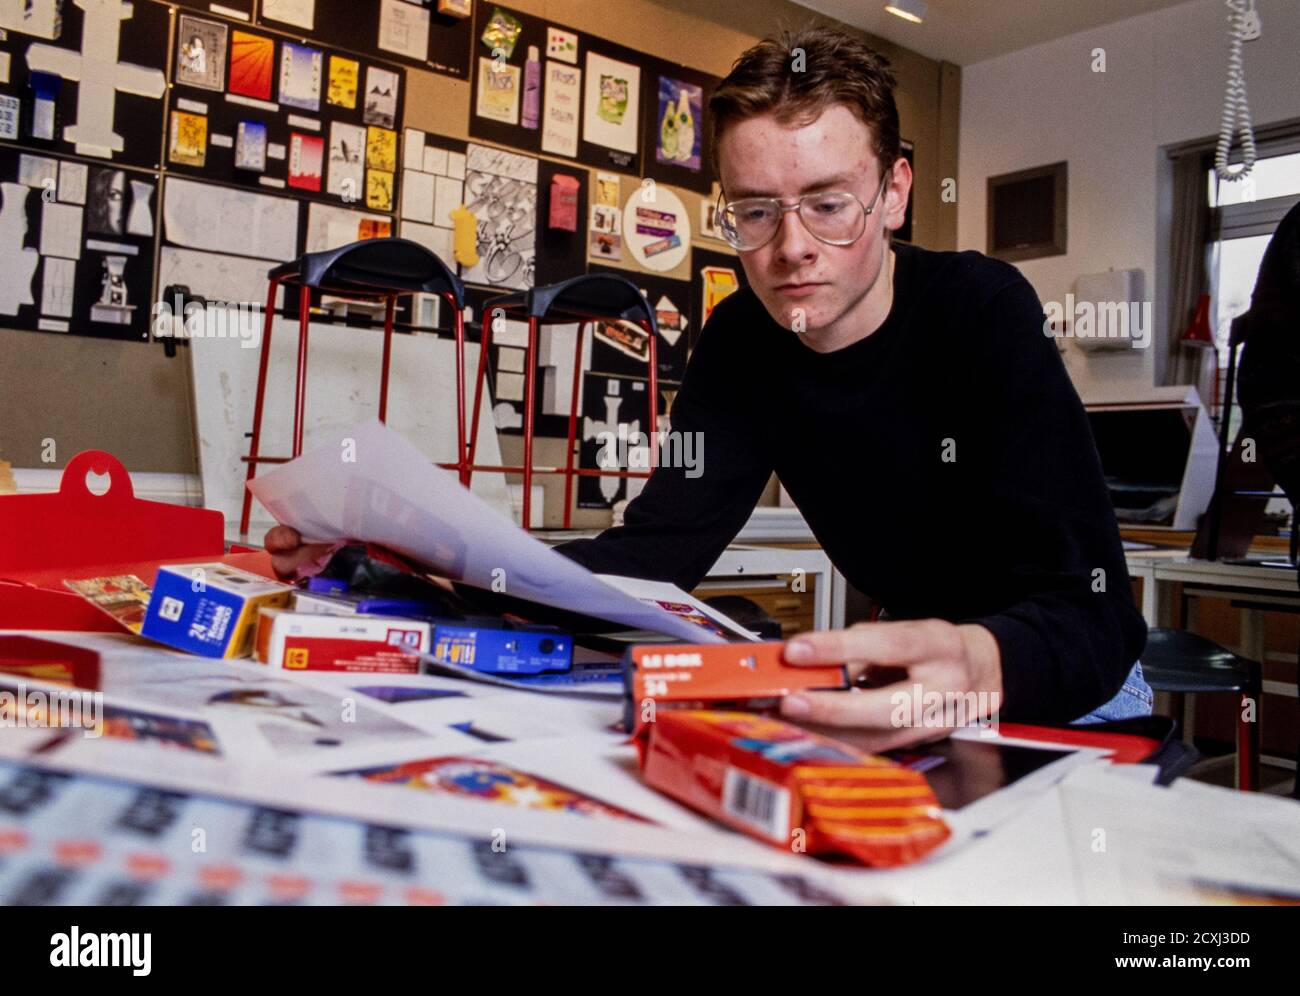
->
[772,206,817,266]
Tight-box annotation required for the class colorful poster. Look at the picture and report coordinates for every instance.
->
[327,54,358,108]
[366,169,394,211]
[701,265,740,323]
[279,41,323,112]
[175,15,228,92]
[583,52,639,154]
[229,31,275,102]
[168,111,207,167]
[623,185,689,272]
[365,126,397,173]
[341,756,646,822]
[363,66,399,129]
[656,76,702,171]
[288,132,324,191]
[541,61,580,158]
[475,57,520,125]
[235,120,268,172]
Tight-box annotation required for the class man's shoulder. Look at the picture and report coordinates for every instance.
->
[899,242,1030,305]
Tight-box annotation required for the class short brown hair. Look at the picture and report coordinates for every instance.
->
[709,25,900,174]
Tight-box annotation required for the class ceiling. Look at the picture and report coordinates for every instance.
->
[791,0,1196,65]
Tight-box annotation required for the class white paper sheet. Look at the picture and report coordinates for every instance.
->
[399,169,434,222]
[39,201,82,259]
[248,421,732,643]
[163,176,299,261]
[39,256,75,317]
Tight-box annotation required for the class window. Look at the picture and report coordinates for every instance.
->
[1207,143,1300,369]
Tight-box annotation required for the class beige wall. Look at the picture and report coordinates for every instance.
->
[0,0,959,480]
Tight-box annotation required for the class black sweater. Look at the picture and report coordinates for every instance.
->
[557,242,1147,723]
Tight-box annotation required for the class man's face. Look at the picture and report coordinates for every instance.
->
[717,104,910,344]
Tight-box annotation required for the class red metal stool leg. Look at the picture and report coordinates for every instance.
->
[450,296,468,485]
[240,275,281,536]
[646,319,659,472]
[378,293,395,424]
[466,305,495,479]
[562,322,587,529]
[521,316,539,529]
[292,283,311,457]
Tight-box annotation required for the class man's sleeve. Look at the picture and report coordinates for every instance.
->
[962,277,1148,724]
[555,302,774,591]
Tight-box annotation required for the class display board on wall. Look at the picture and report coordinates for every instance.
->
[167,12,407,214]
[0,145,158,341]
[470,3,644,176]
[0,0,170,170]
[258,0,472,80]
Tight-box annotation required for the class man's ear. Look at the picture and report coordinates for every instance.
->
[882,157,913,234]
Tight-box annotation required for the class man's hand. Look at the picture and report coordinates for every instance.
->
[779,620,1004,752]
[264,525,335,581]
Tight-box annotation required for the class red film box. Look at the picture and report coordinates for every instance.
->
[634,710,950,867]
[255,608,430,674]
[625,641,847,722]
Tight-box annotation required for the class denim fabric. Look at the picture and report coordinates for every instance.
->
[1070,661,1154,725]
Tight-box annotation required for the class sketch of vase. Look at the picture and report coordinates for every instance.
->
[0,182,39,316]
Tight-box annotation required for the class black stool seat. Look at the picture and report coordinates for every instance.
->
[484,273,657,330]
[268,237,464,306]
[1141,628,1256,693]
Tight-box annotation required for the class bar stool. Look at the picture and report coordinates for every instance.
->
[468,273,660,530]
[1141,627,1262,790]
[239,238,468,536]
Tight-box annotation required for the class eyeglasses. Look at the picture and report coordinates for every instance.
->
[717,171,889,252]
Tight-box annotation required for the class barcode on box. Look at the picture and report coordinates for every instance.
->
[723,767,791,842]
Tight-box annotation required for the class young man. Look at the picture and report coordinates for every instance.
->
[269,26,1149,751]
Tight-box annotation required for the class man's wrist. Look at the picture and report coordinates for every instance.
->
[957,623,1004,709]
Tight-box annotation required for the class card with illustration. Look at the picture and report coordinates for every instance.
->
[175,15,228,92]
[229,31,276,102]
[169,111,208,167]
[339,756,647,821]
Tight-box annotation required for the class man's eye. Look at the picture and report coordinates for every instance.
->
[810,199,845,215]
[740,206,774,223]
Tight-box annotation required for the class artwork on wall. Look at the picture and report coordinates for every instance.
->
[622,182,689,273]
[578,372,661,509]
[0,0,169,167]
[0,147,155,340]
[583,52,639,155]
[460,143,537,290]
[655,76,701,171]
[176,15,228,92]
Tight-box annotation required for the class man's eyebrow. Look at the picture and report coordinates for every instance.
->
[728,172,862,199]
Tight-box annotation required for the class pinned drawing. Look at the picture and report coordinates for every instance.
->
[327,54,359,108]
[89,254,133,325]
[86,168,127,235]
[327,121,364,200]
[460,145,537,290]
[363,65,399,129]
[656,76,702,171]
[279,41,323,112]
[176,14,228,92]
[583,52,639,155]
